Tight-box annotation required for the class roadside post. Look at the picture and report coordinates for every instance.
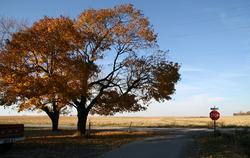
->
[210,106,220,138]
[87,119,91,137]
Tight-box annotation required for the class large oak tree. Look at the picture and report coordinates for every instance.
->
[0,4,181,135]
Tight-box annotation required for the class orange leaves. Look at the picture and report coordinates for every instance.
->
[75,3,157,61]
[147,61,181,102]
[0,15,80,113]
[119,48,181,105]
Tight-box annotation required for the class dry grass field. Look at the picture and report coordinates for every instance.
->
[1,115,250,128]
[1,115,249,157]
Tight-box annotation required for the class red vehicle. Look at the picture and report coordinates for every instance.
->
[0,124,25,150]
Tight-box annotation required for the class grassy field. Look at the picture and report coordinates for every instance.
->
[1,115,250,128]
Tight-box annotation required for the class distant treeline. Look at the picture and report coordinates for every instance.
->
[233,111,250,116]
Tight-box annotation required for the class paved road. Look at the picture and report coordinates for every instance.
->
[97,128,239,158]
[98,131,197,158]
[24,124,236,132]
[97,128,208,158]
[25,125,238,158]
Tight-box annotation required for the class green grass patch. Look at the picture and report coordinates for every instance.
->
[24,127,49,130]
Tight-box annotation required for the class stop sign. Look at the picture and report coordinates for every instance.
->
[210,110,220,120]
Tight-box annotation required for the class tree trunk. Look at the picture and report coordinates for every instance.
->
[50,113,59,131]
[77,109,88,136]
[43,106,60,131]
[75,95,99,136]
[47,111,59,131]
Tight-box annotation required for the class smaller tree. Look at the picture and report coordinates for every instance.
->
[16,95,70,131]
[246,111,250,115]
[0,16,76,130]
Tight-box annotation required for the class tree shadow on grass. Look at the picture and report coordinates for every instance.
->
[1,130,172,158]
[18,129,172,150]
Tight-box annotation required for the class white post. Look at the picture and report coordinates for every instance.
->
[87,119,91,137]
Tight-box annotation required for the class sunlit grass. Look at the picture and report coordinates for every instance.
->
[196,129,250,157]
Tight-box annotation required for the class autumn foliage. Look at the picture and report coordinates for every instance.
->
[0,4,181,135]
[0,16,77,130]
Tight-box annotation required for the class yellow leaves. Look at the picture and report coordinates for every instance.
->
[29,58,36,64]
[18,97,40,112]
[48,27,51,33]
[42,75,49,79]
[27,97,40,105]
[75,3,157,51]
[91,57,97,61]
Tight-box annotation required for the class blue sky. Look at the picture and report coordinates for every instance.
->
[0,0,249,117]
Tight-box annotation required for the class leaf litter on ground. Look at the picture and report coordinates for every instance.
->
[10,129,173,157]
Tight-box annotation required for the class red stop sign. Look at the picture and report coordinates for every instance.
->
[210,110,220,120]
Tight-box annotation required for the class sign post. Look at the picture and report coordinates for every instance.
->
[210,106,220,138]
